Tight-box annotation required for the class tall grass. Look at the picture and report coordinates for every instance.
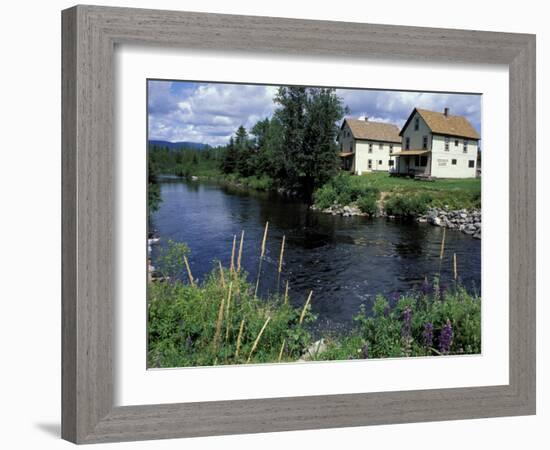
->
[148,235,481,368]
[148,233,315,368]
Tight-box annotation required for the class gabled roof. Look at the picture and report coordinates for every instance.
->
[400,108,480,140]
[341,118,401,144]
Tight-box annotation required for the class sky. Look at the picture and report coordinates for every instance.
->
[148,80,481,147]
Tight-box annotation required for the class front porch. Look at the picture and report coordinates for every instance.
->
[390,150,431,178]
[339,152,354,172]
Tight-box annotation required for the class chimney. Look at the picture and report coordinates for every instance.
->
[444,107,449,117]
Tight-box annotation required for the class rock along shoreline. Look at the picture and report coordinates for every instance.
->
[310,204,481,240]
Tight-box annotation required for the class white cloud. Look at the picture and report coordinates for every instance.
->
[148,81,481,146]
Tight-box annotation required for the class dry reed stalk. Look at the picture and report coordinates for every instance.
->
[246,316,271,363]
[284,280,289,305]
[299,291,313,325]
[183,255,194,286]
[218,261,226,288]
[254,222,269,297]
[277,235,285,291]
[277,339,286,362]
[453,252,458,280]
[260,222,269,258]
[230,234,237,274]
[213,296,225,349]
[237,230,244,273]
[235,319,245,358]
[438,228,446,275]
[225,282,233,342]
[439,228,446,260]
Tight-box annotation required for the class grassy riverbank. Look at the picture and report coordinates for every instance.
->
[148,236,481,368]
[313,172,481,216]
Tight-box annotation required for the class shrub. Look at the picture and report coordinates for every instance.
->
[313,184,338,209]
[313,173,380,208]
[356,195,378,216]
[314,282,481,360]
[384,192,432,217]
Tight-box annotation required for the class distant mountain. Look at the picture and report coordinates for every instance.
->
[149,140,209,150]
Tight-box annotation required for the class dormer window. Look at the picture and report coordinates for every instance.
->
[414,117,419,131]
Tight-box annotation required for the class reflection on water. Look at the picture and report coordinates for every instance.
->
[151,180,481,332]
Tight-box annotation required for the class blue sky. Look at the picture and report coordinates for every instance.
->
[148,80,481,146]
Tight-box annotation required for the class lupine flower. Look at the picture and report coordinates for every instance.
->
[439,319,453,354]
[361,343,369,359]
[422,322,434,348]
[401,307,412,339]
[421,279,433,296]
[390,291,400,307]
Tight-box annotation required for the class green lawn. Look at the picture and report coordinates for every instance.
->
[356,173,481,210]
[356,172,481,194]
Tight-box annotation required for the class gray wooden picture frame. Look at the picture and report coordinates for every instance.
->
[62,5,536,444]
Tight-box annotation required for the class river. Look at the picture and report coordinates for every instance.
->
[150,179,481,333]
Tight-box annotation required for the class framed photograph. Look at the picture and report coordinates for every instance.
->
[62,5,536,444]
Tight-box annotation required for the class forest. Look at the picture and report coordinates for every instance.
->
[149,86,346,205]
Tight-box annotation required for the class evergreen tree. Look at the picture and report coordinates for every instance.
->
[221,136,238,174]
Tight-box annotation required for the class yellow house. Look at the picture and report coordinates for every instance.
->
[392,108,480,179]
[337,117,402,174]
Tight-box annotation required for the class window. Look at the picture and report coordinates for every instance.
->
[445,136,450,151]
[422,135,428,150]
[405,137,410,150]
[379,143,383,149]
[414,117,419,131]
[468,160,475,168]
[389,160,394,167]
[389,144,394,152]
[368,159,372,169]
[349,142,353,152]
[378,160,383,165]
[463,140,468,153]
[454,139,459,147]
[451,159,457,165]
[368,143,373,153]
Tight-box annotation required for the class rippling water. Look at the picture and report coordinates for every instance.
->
[150,180,481,332]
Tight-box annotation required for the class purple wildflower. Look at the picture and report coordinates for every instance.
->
[422,322,434,348]
[401,307,412,339]
[361,343,369,359]
[439,319,453,354]
[421,279,433,296]
[390,291,400,304]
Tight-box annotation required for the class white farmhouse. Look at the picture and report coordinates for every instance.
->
[337,117,402,175]
[392,108,480,178]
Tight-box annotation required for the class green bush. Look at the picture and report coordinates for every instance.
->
[313,173,380,209]
[313,184,338,209]
[356,195,378,216]
[314,282,481,360]
[384,192,432,217]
